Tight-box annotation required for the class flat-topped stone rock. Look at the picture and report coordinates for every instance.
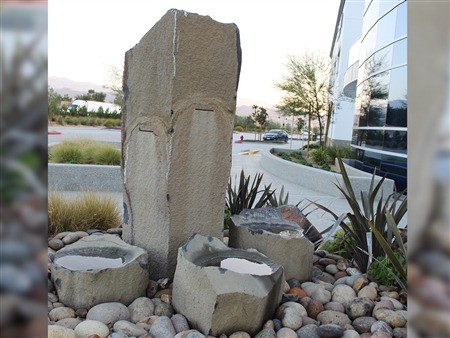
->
[229,206,314,282]
[172,233,284,336]
[121,9,241,280]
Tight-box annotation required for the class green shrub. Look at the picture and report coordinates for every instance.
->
[224,206,231,230]
[48,190,121,235]
[80,118,89,126]
[234,126,244,132]
[319,228,353,259]
[114,119,121,127]
[368,251,407,286]
[103,119,115,128]
[64,117,73,125]
[338,145,352,159]
[56,116,64,125]
[277,152,292,161]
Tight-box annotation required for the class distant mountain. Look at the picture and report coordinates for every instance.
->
[49,77,116,103]
[49,77,282,120]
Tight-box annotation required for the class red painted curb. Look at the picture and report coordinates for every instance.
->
[48,131,62,135]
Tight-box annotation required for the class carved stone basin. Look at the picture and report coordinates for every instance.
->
[172,233,284,336]
[51,234,149,310]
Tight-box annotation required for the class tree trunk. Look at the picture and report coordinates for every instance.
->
[324,102,333,148]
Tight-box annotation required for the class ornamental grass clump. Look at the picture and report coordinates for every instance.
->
[48,190,121,236]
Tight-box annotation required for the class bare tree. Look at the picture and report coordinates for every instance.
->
[103,63,124,106]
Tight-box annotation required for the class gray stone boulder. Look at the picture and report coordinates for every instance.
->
[172,233,284,336]
[51,234,149,309]
[229,207,314,282]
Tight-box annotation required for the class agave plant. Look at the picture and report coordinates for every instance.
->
[311,151,407,276]
[226,169,288,215]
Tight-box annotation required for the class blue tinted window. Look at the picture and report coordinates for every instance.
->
[368,70,390,126]
[383,130,407,153]
[363,0,380,37]
[392,38,407,66]
[395,1,407,38]
[375,8,397,50]
[386,66,407,127]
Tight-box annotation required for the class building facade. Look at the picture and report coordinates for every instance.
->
[329,0,407,192]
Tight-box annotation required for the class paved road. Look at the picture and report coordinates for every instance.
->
[48,127,355,233]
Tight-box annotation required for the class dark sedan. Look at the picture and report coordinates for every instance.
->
[262,130,289,142]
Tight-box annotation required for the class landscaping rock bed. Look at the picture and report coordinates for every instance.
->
[48,230,407,338]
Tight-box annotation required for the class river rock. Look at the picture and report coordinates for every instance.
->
[275,327,297,338]
[371,332,394,338]
[300,296,312,308]
[280,307,303,330]
[352,316,376,334]
[301,282,321,295]
[357,285,378,300]
[55,318,82,330]
[296,324,320,338]
[316,324,344,338]
[254,328,276,338]
[380,296,404,310]
[113,320,148,337]
[150,316,177,338]
[48,307,75,322]
[325,264,339,275]
[74,320,110,338]
[62,232,79,245]
[286,287,307,298]
[287,279,302,289]
[174,330,198,338]
[341,330,360,338]
[48,325,76,338]
[352,276,368,292]
[300,316,320,326]
[171,314,190,333]
[128,297,155,323]
[323,302,345,313]
[229,331,251,338]
[331,284,356,306]
[136,315,159,330]
[345,297,375,320]
[373,309,407,328]
[154,303,174,317]
[316,310,352,327]
[86,302,130,328]
[314,272,335,284]
[147,280,159,298]
[311,288,331,304]
[371,320,394,335]
[110,332,130,338]
[318,258,336,266]
[306,299,324,318]
[393,327,407,338]
[373,299,395,313]
[334,271,348,280]
[276,302,308,319]
[48,238,64,250]
[185,331,210,338]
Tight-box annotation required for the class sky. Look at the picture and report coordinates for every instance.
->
[48,0,340,108]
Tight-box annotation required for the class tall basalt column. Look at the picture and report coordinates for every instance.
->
[121,9,241,279]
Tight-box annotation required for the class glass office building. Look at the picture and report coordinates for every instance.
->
[331,0,407,192]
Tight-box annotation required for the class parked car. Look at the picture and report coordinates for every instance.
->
[300,130,315,140]
[263,130,289,142]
